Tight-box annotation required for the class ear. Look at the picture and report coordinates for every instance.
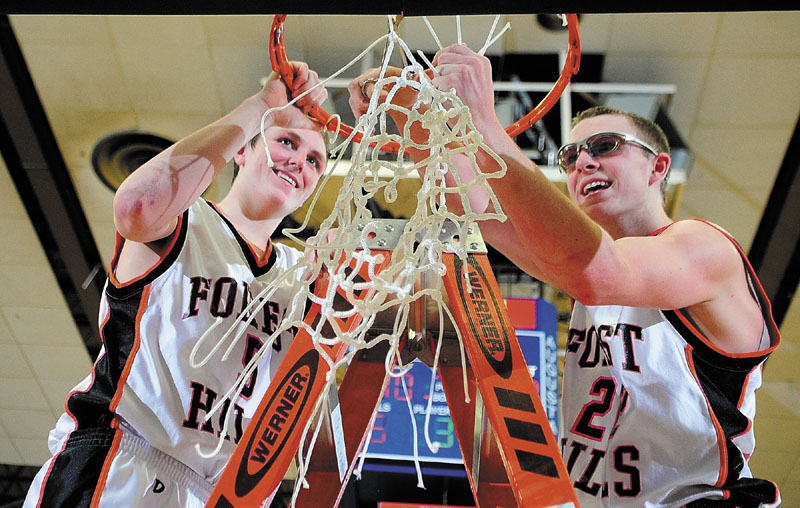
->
[233,144,247,168]
[649,152,671,186]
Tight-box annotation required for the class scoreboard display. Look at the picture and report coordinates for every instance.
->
[365,298,559,464]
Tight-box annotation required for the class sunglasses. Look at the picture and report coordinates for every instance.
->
[557,131,659,173]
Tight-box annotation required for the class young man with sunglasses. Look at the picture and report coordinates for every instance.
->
[353,44,781,507]
[24,62,328,508]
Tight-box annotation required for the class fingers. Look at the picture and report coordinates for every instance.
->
[347,78,369,121]
[289,61,328,112]
[258,62,325,132]
[432,43,489,75]
[432,43,479,66]
[434,45,491,78]
[347,68,392,121]
[347,65,435,122]
[428,44,494,105]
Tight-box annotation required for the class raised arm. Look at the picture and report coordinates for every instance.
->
[425,44,668,302]
[113,62,326,244]
[429,45,764,353]
[347,66,493,218]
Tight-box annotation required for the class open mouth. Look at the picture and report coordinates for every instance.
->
[274,169,298,188]
[582,180,611,197]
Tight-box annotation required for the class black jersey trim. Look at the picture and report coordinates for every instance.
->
[39,286,149,506]
[36,427,121,507]
[65,286,149,430]
[106,208,189,299]
[206,200,278,277]
[663,310,769,370]
[652,219,780,366]
[653,219,780,504]
[681,336,777,504]
[685,478,781,507]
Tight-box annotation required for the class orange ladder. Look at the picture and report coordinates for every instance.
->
[206,219,579,508]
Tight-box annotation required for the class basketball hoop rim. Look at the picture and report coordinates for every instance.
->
[268,14,581,152]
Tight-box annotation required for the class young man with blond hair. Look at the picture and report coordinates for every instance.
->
[352,45,781,507]
[26,62,328,508]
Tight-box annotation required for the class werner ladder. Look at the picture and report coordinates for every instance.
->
[205,219,579,508]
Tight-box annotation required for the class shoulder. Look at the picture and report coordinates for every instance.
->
[591,218,749,311]
[189,199,215,220]
[656,218,732,239]
[273,240,301,254]
[655,219,743,269]
[187,200,232,238]
[663,220,767,353]
[273,240,304,264]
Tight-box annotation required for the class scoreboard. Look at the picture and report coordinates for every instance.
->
[365,297,559,464]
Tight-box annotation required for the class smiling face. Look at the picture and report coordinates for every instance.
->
[233,126,327,219]
[565,114,663,226]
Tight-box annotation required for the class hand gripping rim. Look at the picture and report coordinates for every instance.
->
[269,14,581,153]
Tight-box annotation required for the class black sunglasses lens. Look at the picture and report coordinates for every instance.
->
[559,133,627,171]
[559,145,578,169]
[587,134,622,157]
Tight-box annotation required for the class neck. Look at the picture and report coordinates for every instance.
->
[216,197,282,258]
[595,200,672,240]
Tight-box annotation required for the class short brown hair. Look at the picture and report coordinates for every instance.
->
[232,134,261,181]
[572,106,671,195]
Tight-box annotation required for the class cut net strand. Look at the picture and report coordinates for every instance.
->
[195,15,528,498]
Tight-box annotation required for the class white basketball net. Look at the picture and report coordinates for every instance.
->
[191,15,511,503]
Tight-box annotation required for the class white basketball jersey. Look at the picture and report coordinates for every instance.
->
[560,221,781,507]
[52,199,305,482]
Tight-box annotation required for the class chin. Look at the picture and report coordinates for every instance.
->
[581,200,615,221]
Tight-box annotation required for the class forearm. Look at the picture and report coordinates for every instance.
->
[114,95,266,242]
[478,142,605,293]
[388,108,490,214]
[479,218,552,283]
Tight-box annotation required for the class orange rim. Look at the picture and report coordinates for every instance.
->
[269,14,581,153]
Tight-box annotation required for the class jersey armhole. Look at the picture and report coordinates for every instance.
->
[107,210,189,296]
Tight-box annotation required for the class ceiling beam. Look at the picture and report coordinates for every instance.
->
[748,114,800,329]
[0,15,104,358]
